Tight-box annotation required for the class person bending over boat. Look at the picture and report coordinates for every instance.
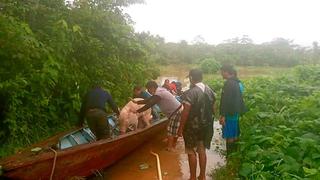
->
[79,84,120,140]
[133,81,182,151]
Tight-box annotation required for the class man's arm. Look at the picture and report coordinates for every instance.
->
[106,92,120,115]
[213,102,217,116]
[219,115,225,126]
[134,98,149,105]
[177,103,191,136]
[78,94,87,126]
[136,95,161,113]
[220,80,236,116]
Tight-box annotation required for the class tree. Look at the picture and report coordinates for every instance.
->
[200,57,221,74]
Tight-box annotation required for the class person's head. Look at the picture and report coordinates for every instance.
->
[91,80,103,88]
[146,81,158,95]
[133,85,143,97]
[188,69,203,84]
[220,64,236,79]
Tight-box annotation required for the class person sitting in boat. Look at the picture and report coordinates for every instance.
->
[175,81,183,96]
[170,81,177,94]
[133,85,160,121]
[132,81,182,151]
[79,83,120,140]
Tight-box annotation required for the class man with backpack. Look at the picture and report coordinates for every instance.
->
[178,69,216,180]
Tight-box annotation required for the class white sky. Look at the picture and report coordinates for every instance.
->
[124,0,320,46]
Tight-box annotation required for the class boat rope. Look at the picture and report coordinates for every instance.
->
[49,147,58,180]
[150,151,163,180]
[92,169,103,178]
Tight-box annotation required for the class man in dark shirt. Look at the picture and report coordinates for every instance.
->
[178,69,216,180]
[79,85,119,140]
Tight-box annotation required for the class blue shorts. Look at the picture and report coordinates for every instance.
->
[222,114,240,139]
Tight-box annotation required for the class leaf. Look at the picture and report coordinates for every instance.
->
[312,153,320,159]
[303,167,318,176]
[72,25,81,33]
[239,163,253,177]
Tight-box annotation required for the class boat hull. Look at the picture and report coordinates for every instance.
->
[1,118,168,180]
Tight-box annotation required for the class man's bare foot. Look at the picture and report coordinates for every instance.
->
[197,175,206,180]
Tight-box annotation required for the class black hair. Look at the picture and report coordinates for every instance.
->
[189,69,203,82]
[133,85,143,91]
[220,64,237,75]
[146,81,158,89]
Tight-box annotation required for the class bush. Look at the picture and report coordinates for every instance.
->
[200,57,221,74]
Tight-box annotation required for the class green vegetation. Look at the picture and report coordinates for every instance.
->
[200,57,221,74]
[1,6,320,180]
[0,0,159,157]
[210,65,320,179]
[146,35,320,67]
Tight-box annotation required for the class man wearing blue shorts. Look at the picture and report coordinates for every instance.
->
[219,65,246,157]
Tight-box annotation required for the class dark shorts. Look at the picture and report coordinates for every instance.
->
[86,109,109,140]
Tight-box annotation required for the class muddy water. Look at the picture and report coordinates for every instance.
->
[92,122,225,180]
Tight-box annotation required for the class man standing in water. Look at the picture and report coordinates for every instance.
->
[178,69,216,180]
[79,83,120,140]
[219,65,246,157]
[134,81,182,151]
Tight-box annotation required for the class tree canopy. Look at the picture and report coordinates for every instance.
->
[150,35,319,66]
[0,0,159,156]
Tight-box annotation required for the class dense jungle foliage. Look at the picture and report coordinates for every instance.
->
[209,65,320,179]
[0,0,160,157]
[147,35,320,66]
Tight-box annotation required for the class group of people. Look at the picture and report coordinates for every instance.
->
[162,79,183,96]
[79,64,246,180]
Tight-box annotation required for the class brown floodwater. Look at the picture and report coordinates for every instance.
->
[90,122,225,180]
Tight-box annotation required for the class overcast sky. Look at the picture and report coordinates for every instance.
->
[124,0,319,46]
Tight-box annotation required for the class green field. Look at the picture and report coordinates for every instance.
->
[209,65,320,179]
[159,64,320,179]
[158,64,291,84]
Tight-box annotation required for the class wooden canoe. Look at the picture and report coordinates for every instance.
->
[0,118,168,180]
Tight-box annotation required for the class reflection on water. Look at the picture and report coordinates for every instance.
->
[91,121,225,180]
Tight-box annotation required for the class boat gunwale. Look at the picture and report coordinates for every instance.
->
[0,118,168,171]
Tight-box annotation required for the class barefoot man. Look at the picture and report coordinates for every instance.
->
[133,81,182,151]
[178,69,216,180]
